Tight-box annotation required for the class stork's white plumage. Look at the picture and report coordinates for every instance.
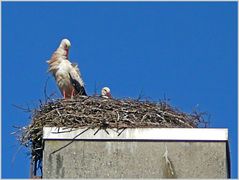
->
[101,87,111,98]
[47,39,87,99]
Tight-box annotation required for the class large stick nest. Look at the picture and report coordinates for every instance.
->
[14,95,207,176]
[18,95,208,146]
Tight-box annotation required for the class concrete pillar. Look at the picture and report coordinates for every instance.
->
[43,127,229,178]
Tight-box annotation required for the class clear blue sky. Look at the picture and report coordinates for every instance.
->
[2,2,237,178]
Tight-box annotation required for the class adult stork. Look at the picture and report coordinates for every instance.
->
[47,39,87,99]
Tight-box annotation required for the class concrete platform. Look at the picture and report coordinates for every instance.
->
[43,127,230,178]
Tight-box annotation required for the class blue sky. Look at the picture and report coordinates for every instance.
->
[2,2,237,178]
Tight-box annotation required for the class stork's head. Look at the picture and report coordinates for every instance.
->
[101,87,111,98]
[60,39,71,49]
[59,39,71,58]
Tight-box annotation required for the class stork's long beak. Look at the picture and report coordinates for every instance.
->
[106,92,112,98]
[66,49,69,59]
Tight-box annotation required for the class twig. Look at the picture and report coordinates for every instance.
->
[50,127,91,155]
[12,104,32,113]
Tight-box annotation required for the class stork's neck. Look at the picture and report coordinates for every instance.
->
[56,47,69,59]
[66,49,69,59]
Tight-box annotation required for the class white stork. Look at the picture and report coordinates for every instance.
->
[101,87,111,98]
[47,39,87,99]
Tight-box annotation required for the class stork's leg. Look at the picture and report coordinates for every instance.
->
[71,89,75,99]
[63,90,66,99]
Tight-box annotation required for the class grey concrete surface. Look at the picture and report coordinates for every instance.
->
[43,140,228,178]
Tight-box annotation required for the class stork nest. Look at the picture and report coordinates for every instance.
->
[14,95,207,176]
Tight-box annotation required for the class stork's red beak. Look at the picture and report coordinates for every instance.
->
[66,49,69,59]
[106,92,112,98]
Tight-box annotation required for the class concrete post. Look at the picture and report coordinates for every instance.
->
[43,127,229,178]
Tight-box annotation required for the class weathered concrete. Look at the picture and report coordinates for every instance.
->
[43,128,229,178]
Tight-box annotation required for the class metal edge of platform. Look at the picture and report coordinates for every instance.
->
[43,127,228,141]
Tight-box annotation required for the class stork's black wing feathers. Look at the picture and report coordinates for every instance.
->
[69,73,87,96]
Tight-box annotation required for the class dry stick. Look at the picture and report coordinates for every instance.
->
[44,76,51,103]
[12,104,32,113]
[117,127,127,136]
[51,127,80,134]
[93,121,110,135]
[93,81,98,96]
[33,156,37,176]
[104,128,109,135]
[94,127,102,135]
[11,145,24,168]
[30,155,34,178]
[50,127,91,155]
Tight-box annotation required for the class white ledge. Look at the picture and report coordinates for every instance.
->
[43,127,228,141]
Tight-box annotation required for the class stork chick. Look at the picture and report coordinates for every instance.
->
[101,87,112,98]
